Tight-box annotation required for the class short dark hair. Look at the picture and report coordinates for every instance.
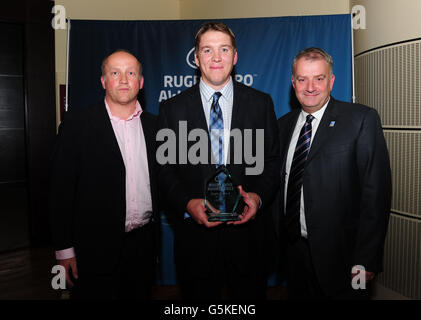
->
[292,47,333,76]
[194,22,237,53]
[101,49,142,78]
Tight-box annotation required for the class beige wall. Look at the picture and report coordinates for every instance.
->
[351,0,421,299]
[180,0,349,19]
[352,0,421,55]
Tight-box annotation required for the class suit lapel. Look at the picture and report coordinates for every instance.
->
[230,82,246,132]
[226,82,246,178]
[186,84,209,132]
[141,113,154,169]
[306,98,339,163]
[141,112,158,214]
[186,85,214,178]
[93,102,125,169]
[281,110,300,173]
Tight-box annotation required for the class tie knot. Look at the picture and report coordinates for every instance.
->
[212,92,222,103]
[306,114,314,124]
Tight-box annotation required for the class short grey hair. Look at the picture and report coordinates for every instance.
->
[292,47,333,77]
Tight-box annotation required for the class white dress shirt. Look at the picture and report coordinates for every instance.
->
[284,99,329,238]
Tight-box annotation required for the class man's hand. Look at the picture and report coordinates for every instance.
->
[58,257,78,287]
[229,186,259,225]
[187,199,223,228]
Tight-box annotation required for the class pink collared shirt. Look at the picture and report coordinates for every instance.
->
[55,100,153,260]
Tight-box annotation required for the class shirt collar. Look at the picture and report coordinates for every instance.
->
[300,97,330,122]
[104,98,143,121]
[199,77,233,102]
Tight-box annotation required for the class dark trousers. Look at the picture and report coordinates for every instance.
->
[177,260,267,300]
[70,223,155,300]
[175,222,267,300]
[286,237,370,300]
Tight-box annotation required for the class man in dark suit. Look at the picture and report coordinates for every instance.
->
[49,50,158,299]
[278,47,392,299]
[157,22,280,299]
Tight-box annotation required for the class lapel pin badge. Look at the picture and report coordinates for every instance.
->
[329,121,336,127]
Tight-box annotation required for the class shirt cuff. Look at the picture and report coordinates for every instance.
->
[55,247,76,260]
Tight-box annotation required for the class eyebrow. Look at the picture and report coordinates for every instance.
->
[296,74,326,78]
[108,67,137,71]
[200,44,233,49]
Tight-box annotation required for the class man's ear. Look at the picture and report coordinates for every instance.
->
[291,75,296,89]
[233,50,238,66]
[194,52,200,68]
[329,74,335,91]
[101,76,106,89]
[139,76,144,90]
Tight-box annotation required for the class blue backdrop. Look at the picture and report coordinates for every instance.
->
[67,14,352,285]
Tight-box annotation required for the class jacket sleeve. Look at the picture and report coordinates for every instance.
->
[353,108,392,273]
[156,102,192,219]
[252,94,281,210]
[49,111,80,251]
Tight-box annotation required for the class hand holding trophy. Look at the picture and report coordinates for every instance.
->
[204,165,245,222]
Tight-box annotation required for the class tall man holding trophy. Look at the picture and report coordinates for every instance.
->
[157,22,280,299]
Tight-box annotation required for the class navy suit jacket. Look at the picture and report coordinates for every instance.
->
[278,97,392,296]
[157,81,280,276]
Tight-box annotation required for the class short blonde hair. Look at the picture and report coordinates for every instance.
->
[194,22,236,53]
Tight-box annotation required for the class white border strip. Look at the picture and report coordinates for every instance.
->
[65,19,71,112]
[351,13,355,103]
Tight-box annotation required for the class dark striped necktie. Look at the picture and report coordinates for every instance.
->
[286,114,314,241]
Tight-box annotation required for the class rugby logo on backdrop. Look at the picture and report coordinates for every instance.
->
[186,47,197,69]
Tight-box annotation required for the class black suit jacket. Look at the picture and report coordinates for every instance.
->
[157,81,280,276]
[278,97,392,296]
[49,101,159,274]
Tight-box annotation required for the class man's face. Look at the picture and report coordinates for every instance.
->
[100,51,143,106]
[292,57,335,113]
[195,30,238,90]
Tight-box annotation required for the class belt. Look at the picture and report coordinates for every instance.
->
[125,221,153,236]
[289,235,309,245]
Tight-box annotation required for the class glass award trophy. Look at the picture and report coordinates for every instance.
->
[204,165,245,222]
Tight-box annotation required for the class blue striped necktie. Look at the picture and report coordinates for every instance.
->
[286,114,314,241]
[209,92,226,213]
[209,92,223,165]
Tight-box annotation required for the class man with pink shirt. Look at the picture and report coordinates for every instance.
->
[49,50,158,299]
